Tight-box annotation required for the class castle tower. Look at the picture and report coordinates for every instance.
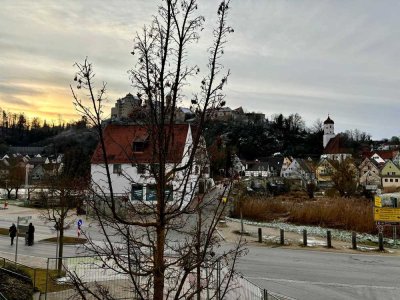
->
[323,115,335,148]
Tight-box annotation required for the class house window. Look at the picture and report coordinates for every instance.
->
[145,185,172,201]
[133,142,145,152]
[396,179,399,182]
[131,185,143,201]
[385,179,388,182]
[146,185,157,201]
[113,164,122,175]
[137,164,146,174]
[390,179,393,182]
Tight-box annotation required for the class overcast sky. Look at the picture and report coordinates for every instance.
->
[1,0,399,139]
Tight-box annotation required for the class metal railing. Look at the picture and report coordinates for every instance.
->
[42,255,296,300]
[0,257,37,289]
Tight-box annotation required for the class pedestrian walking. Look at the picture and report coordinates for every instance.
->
[27,223,35,246]
[9,223,17,246]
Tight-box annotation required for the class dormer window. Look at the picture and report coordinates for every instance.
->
[132,134,149,152]
[133,142,145,152]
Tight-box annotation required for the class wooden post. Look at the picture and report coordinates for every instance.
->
[258,228,262,243]
[280,229,284,245]
[378,232,384,251]
[327,230,332,248]
[303,229,307,246]
[352,232,357,250]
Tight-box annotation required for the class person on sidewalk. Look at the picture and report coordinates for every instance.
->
[9,223,17,246]
[27,223,35,246]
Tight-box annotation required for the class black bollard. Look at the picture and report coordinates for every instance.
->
[352,232,357,250]
[378,232,384,251]
[327,230,332,248]
[280,229,284,245]
[258,228,262,243]
[303,229,307,246]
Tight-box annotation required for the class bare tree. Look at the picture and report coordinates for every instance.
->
[331,158,358,197]
[0,157,25,199]
[41,174,87,275]
[69,1,244,299]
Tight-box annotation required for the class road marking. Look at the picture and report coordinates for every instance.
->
[245,276,400,291]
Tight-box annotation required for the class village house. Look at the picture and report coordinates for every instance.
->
[90,124,210,206]
[358,157,381,189]
[380,160,400,191]
[244,160,270,178]
[279,156,292,177]
[316,157,336,188]
[362,150,399,165]
[281,158,315,188]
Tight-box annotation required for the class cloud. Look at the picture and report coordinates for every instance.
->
[0,95,31,107]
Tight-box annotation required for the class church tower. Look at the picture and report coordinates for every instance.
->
[323,115,335,148]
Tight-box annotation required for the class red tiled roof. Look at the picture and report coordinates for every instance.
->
[323,135,350,154]
[362,150,399,160]
[91,124,189,164]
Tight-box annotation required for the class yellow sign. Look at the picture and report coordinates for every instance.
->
[222,197,227,203]
[374,196,382,208]
[374,207,400,222]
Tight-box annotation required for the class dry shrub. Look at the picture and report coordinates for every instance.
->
[287,197,375,233]
[231,196,288,222]
[232,193,380,234]
[274,191,310,203]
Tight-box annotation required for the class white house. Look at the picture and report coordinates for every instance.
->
[281,158,315,187]
[91,124,210,207]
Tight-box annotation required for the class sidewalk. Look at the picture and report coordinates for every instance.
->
[0,204,90,241]
[217,218,400,255]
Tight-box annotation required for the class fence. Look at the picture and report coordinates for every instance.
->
[0,256,40,300]
[0,256,37,288]
[42,255,295,300]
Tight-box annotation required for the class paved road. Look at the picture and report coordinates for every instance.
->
[235,246,400,300]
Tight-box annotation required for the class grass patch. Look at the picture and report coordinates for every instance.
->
[41,236,87,244]
[2,261,71,293]
[0,227,28,237]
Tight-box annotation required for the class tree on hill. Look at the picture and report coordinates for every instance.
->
[331,158,358,197]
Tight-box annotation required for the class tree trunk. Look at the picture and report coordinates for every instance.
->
[153,226,166,300]
[196,210,202,300]
[7,190,11,200]
[15,188,19,199]
[57,220,64,276]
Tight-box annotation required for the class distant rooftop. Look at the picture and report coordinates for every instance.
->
[9,146,44,155]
